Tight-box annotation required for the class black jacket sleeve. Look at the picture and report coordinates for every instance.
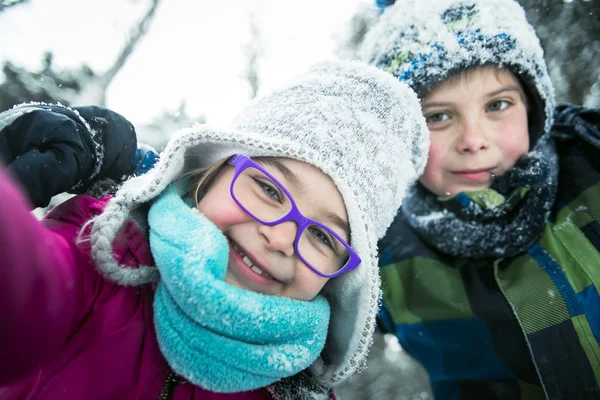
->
[552,103,600,150]
[0,103,137,208]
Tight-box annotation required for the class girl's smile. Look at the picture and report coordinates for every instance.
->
[230,238,276,280]
[227,236,284,290]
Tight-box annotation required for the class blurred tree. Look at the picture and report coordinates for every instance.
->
[242,12,263,99]
[0,53,95,110]
[0,0,29,13]
[335,3,378,61]
[136,102,205,152]
[522,0,600,106]
[0,0,161,111]
[337,0,600,107]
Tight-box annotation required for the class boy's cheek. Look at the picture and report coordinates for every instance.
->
[418,165,443,196]
[498,118,529,163]
[413,140,448,195]
[423,147,444,177]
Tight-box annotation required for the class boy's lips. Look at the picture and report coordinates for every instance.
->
[451,168,495,181]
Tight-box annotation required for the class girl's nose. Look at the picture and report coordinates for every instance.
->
[456,118,489,153]
[258,221,297,257]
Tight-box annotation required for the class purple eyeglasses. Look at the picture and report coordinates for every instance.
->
[228,154,361,278]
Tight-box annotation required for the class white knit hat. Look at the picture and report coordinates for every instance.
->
[360,0,555,146]
[89,60,429,388]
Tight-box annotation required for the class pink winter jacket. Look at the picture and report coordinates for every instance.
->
[0,169,274,400]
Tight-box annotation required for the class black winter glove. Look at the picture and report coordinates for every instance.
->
[0,103,137,208]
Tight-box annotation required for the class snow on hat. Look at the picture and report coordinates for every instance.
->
[89,60,429,387]
[360,0,555,146]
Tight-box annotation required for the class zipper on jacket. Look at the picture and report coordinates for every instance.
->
[158,370,186,400]
[493,259,549,400]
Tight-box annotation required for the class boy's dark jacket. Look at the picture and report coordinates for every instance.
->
[378,104,600,400]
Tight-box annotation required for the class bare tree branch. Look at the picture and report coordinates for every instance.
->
[0,0,162,108]
[0,0,29,13]
[101,0,161,86]
[243,12,263,99]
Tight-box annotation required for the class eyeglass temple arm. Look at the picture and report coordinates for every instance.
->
[228,154,244,165]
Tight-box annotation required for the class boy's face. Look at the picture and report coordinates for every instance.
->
[419,67,530,197]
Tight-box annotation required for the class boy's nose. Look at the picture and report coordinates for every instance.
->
[456,119,489,153]
[258,221,297,257]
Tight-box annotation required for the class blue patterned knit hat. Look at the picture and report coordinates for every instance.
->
[360,0,555,146]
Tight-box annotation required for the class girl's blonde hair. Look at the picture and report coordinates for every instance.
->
[183,157,231,206]
[183,155,282,206]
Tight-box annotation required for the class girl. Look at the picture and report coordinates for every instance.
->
[0,60,429,399]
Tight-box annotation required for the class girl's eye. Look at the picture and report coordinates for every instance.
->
[486,100,510,112]
[309,226,334,250]
[425,112,450,124]
[255,179,282,203]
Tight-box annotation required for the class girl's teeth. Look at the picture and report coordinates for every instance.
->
[242,256,253,267]
[246,259,270,278]
[234,242,273,279]
[251,265,265,275]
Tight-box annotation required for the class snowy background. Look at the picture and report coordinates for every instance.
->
[0,0,598,398]
[0,0,372,148]
[1,0,598,149]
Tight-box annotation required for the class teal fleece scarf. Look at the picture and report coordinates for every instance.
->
[149,185,331,393]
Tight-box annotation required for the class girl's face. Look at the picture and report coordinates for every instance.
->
[197,158,349,301]
[419,67,530,197]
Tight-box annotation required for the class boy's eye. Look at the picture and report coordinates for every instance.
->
[425,112,450,124]
[486,100,510,112]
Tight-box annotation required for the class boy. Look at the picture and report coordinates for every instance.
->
[360,0,600,399]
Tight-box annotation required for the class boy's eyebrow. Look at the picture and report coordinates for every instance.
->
[421,101,451,109]
[422,86,526,109]
[485,86,524,98]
